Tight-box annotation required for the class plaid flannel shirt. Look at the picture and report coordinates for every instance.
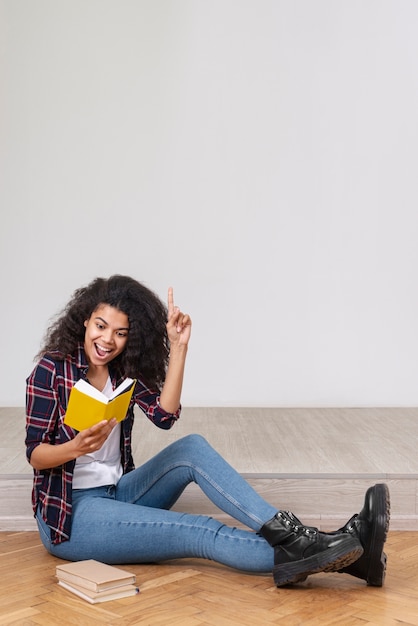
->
[25,343,180,544]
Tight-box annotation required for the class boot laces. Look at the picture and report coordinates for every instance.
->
[343,514,359,533]
[279,511,317,536]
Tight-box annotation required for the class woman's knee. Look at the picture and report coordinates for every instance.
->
[178,433,211,455]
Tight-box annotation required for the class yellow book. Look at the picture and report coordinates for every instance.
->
[64,378,136,431]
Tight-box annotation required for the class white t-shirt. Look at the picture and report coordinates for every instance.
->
[72,377,123,489]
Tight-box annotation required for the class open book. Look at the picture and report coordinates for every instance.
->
[64,378,136,431]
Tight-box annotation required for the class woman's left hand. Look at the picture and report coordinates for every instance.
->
[166,287,192,347]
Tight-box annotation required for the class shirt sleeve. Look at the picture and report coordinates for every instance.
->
[132,377,181,429]
[25,358,61,462]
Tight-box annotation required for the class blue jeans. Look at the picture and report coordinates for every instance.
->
[36,434,277,572]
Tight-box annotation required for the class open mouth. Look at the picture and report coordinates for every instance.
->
[95,343,112,358]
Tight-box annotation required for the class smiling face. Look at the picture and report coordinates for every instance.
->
[83,304,129,368]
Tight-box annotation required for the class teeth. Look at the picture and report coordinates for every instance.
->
[96,344,111,353]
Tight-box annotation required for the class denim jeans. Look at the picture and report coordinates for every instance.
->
[36,434,277,572]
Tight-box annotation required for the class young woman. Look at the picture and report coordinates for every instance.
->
[25,275,389,587]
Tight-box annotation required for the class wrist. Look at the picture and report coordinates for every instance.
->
[66,436,81,461]
[168,344,188,359]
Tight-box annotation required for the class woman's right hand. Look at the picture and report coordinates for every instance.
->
[73,418,117,458]
[29,418,117,470]
[72,418,117,456]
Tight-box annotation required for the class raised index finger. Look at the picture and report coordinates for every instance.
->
[167,287,175,317]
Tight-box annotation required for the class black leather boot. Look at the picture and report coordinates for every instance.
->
[337,483,390,586]
[260,510,363,587]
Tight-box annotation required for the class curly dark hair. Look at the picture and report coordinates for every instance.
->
[37,275,169,387]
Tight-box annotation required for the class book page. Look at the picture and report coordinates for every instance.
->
[109,378,135,400]
[72,378,135,404]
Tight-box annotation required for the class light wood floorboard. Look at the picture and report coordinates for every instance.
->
[0,531,417,625]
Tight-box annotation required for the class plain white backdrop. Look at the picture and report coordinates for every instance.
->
[1,0,418,407]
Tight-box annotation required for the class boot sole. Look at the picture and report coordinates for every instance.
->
[339,482,390,586]
[273,538,363,587]
[360,483,390,586]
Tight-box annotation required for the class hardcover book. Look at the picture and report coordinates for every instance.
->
[58,579,139,603]
[56,559,136,593]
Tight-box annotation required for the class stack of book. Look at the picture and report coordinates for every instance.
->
[56,559,139,604]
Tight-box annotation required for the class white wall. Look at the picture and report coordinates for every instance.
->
[1,0,418,407]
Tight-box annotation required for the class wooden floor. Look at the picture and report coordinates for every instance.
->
[0,530,417,625]
[2,406,418,622]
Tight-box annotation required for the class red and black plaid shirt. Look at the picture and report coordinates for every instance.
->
[25,343,180,544]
